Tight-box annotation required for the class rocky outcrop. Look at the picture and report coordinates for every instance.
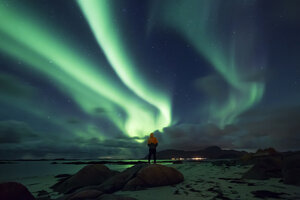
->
[97,194,137,200]
[254,148,279,157]
[123,164,184,190]
[58,164,184,200]
[240,148,282,165]
[97,164,147,193]
[242,156,282,180]
[52,164,117,194]
[242,151,300,186]
[0,182,35,200]
[282,152,300,186]
[66,189,103,200]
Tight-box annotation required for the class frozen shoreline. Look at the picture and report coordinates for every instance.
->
[1,160,300,200]
[117,162,300,200]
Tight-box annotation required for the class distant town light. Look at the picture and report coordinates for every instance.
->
[171,157,206,161]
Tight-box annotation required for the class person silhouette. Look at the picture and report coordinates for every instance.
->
[147,133,158,164]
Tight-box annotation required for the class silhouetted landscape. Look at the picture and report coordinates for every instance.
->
[1,147,300,199]
[1,0,300,199]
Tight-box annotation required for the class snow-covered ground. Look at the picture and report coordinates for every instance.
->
[1,161,299,199]
[117,162,300,200]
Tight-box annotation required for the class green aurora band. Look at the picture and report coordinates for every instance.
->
[77,0,171,130]
[149,0,265,127]
[0,3,171,139]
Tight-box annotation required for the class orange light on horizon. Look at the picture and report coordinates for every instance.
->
[191,157,206,161]
[171,157,206,161]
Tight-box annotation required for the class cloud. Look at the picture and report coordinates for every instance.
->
[0,121,147,159]
[0,120,37,143]
[0,104,298,160]
[0,137,146,160]
[155,123,233,150]
[155,104,300,151]
[234,105,300,150]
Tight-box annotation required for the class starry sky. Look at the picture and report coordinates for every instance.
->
[0,0,299,159]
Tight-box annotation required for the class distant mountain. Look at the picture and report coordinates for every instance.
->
[152,146,247,159]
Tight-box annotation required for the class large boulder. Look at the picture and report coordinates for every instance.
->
[123,164,184,190]
[282,152,300,186]
[66,189,103,200]
[52,164,117,194]
[255,148,279,157]
[0,182,35,200]
[97,194,137,200]
[58,164,184,200]
[242,156,282,180]
[97,164,147,193]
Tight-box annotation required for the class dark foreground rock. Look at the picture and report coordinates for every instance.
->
[59,164,183,200]
[242,156,282,180]
[240,148,282,165]
[123,164,184,190]
[97,164,147,193]
[97,194,137,200]
[0,182,35,200]
[36,190,51,200]
[66,189,103,200]
[242,151,300,186]
[282,153,300,186]
[251,190,287,199]
[52,164,117,194]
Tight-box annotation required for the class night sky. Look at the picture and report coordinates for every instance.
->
[0,0,299,159]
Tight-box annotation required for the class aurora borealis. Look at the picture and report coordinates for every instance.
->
[0,0,299,159]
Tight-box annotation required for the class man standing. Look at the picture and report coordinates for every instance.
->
[147,133,158,164]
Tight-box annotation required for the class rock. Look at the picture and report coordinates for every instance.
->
[282,152,300,185]
[242,156,282,180]
[123,164,184,190]
[251,190,287,199]
[97,194,137,200]
[55,174,72,179]
[52,164,117,194]
[58,164,184,200]
[97,164,147,193]
[37,190,49,196]
[0,182,35,200]
[67,189,103,200]
[240,148,282,165]
[36,189,51,200]
[240,153,253,163]
[255,148,279,157]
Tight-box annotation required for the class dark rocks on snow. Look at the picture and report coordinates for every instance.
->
[97,194,137,200]
[36,189,51,200]
[51,164,118,194]
[123,164,184,190]
[282,152,300,186]
[0,182,35,200]
[97,164,147,193]
[55,174,72,179]
[242,156,283,180]
[58,164,184,200]
[242,150,300,186]
[251,190,287,199]
[66,189,103,200]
